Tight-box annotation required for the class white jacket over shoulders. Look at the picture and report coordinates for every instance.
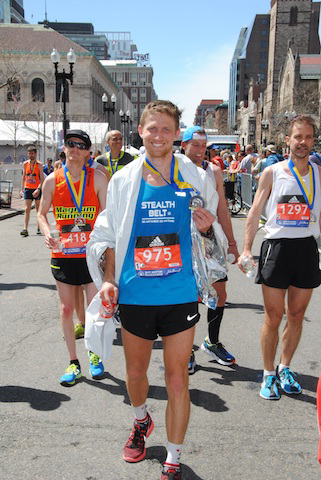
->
[86,154,227,290]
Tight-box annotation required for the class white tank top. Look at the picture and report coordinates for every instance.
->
[264,161,321,239]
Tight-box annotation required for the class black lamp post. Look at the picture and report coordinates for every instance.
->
[102,93,116,130]
[119,109,131,148]
[50,47,76,139]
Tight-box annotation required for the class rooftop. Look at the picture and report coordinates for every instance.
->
[300,54,321,79]
[0,24,89,55]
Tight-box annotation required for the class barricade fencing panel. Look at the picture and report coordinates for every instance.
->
[240,173,267,220]
[0,165,23,189]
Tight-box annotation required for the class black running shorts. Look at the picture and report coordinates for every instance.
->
[24,188,41,201]
[255,236,321,289]
[51,257,93,285]
[119,302,200,340]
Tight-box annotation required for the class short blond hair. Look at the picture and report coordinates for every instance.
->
[288,114,317,137]
[140,100,182,131]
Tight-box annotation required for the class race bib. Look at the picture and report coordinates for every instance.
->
[61,222,91,255]
[26,174,36,184]
[134,233,182,277]
[276,195,310,227]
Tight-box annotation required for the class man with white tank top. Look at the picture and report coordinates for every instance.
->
[238,115,321,400]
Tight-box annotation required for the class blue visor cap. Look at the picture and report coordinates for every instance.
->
[183,126,207,143]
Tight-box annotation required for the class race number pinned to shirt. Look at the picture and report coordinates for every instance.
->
[60,222,91,255]
[134,233,182,277]
[276,195,310,227]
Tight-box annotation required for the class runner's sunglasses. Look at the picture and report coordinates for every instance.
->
[65,140,88,150]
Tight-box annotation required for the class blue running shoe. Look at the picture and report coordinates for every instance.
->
[188,349,196,375]
[201,337,235,366]
[260,375,280,400]
[89,351,104,379]
[277,367,302,395]
[60,363,82,387]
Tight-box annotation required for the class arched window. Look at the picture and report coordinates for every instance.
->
[32,78,45,102]
[56,78,69,103]
[7,79,20,102]
[289,6,298,26]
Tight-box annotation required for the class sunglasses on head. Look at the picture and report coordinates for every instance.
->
[65,140,88,150]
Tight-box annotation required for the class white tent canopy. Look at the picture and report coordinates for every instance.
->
[0,120,109,150]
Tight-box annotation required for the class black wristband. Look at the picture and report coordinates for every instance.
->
[200,225,214,238]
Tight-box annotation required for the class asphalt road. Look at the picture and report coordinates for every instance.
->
[0,212,320,480]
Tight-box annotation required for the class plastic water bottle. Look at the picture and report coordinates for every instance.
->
[99,292,118,319]
[50,223,62,253]
[241,256,256,278]
[226,253,235,264]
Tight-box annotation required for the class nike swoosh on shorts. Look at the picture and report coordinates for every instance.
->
[187,313,198,322]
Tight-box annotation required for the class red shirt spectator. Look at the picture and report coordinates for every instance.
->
[212,155,224,170]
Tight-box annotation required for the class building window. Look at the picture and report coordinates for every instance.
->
[261,40,267,47]
[131,88,137,102]
[7,79,20,102]
[31,78,45,102]
[289,6,298,26]
[56,78,69,103]
[140,88,146,102]
[259,63,266,69]
[262,18,268,25]
[245,62,250,69]
[262,30,267,36]
[131,73,138,86]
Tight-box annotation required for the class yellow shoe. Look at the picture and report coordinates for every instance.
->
[74,323,85,339]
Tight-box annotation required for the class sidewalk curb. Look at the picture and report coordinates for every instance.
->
[0,209,24,220]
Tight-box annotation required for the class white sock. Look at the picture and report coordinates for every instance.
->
[264,370,276,377]
[133,404,147,423]
[163,442,182,470]
[278,364,289,373]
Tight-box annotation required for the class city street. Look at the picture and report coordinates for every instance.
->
[0,212,320,480]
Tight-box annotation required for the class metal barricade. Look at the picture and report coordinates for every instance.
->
[0,180,13,208]
[240,173,253,210]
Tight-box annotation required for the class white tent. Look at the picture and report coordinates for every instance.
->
[0,120,110,164]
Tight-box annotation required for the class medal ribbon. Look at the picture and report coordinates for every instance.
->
[106,151,124,174]
[144,155,200,193]
[29,160,36,175]
[288,159,315,210]
[64,165,87,213]
[86,157,94,167]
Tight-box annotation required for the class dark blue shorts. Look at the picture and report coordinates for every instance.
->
[24,188,41,201]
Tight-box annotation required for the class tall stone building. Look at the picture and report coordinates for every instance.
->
[265,0,320,118]
[228,14,270,130]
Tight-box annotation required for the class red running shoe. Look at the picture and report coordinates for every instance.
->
[161,464,182,479]
[123,413,154,463]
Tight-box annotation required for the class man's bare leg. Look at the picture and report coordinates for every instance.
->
[261,284,286,371]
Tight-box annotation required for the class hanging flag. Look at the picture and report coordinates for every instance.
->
[235,142,240,153]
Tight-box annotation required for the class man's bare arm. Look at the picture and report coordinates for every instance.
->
[238,166,273,270]
[213,166,239,263]
[100,247,118,306]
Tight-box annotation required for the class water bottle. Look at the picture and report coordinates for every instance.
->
[226,253,235,263]
[50,223,62,253]
[99,292,118,319]
[241,256,256,278]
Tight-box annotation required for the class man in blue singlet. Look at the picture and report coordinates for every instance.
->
[90,101,219,479]
[239,115,321,400]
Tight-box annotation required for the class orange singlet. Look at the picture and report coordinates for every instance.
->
[24,161,41,189]
[52,167,100,259]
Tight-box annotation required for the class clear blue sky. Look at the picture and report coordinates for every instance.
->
[24,0,313,125]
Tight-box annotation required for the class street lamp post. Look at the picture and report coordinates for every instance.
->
[102,93,116,130]
[119,109,131,149]
[50,47,76,139]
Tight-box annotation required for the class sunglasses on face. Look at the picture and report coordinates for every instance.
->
[65,140,88,150]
